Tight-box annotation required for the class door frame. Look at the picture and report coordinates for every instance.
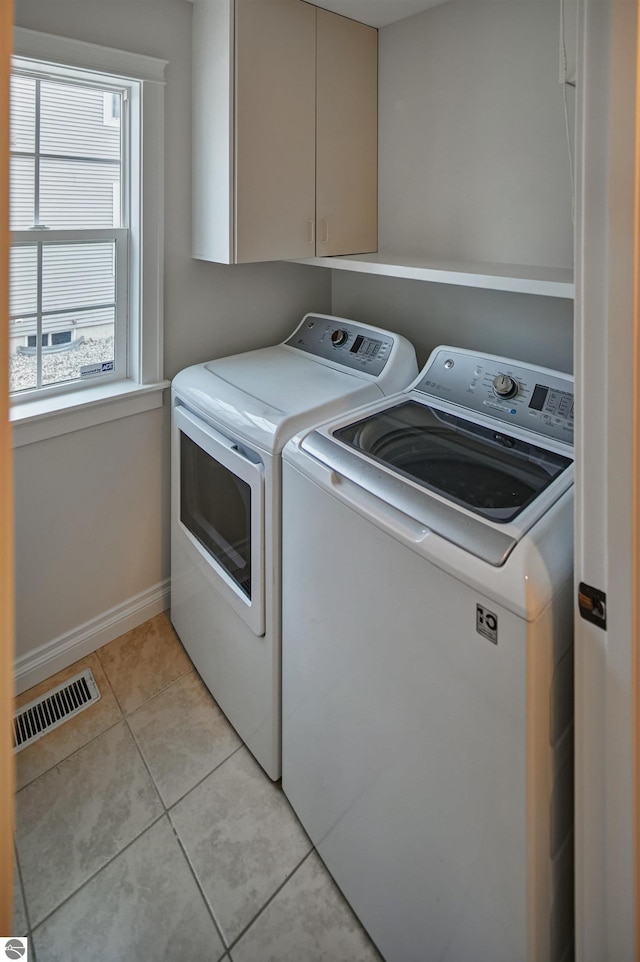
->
[574,0,640,958]
[0,0,15,937]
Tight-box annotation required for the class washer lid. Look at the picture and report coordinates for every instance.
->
[297,393,574,566]
[332,399,572,524]
[172,345,384,452]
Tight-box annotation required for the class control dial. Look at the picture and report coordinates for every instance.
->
[492,373,519,399]
[330,329,349,347]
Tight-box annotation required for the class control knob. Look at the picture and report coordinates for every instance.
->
[330,329,349,347]
[492,374,519,399]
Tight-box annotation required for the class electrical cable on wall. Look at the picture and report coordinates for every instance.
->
[560,0,576,225]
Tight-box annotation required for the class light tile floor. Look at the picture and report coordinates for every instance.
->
[13,612,383,962]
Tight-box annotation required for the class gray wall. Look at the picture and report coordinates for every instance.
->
[378,0,574,268]
[331,271,573,372]
[330,0,574,372]
[13,0,331,662]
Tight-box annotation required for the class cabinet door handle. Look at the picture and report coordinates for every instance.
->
[320,219,329,244]
[307,220,315,245]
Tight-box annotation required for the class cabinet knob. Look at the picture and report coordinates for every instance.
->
[320,219,329,245]
[307,220,315,245]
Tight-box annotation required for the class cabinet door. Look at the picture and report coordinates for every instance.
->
[235,0,316,263]
[316,9,377,257]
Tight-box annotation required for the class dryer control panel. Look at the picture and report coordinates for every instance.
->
[285,314,395,377]
[415,348,574,445]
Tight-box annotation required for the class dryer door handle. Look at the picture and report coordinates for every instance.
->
[174,404,264,473]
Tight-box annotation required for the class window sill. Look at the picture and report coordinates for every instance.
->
[11,379,171,447]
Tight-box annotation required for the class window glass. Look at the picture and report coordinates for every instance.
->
[180,433,253,598]
[9,245,37,315]
[40,158,121,230]
[41,307,115,387]
[9,156,35,230]
[9,68,124,396]
[9,75,35,152]
[42,241,115,312]
[40,80,121,160]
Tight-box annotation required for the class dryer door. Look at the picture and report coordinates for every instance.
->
[173,404,265,636]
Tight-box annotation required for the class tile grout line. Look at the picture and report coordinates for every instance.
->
[122,665,196,714]
[225,848,316,954]
[14,650,125,791]
[22,717,168,934]
[13,838,33,943]
[118,663,195,718]
[15,715,125,794]
[128,704,317,958]
[29,812,167,935]
[17,670,236,939]
[17,636,197,793]
[17,658,198,793]
[124,712,240,955]
[16,632,320,958]
[126,703,244,809]
[165,741,245,808]
[167,814,229,958]
[94,622,195,719]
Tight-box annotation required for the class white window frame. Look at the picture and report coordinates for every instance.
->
[103,90,121,127]
[10,28,169,447]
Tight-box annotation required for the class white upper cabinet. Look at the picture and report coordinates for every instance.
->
[192,0,378,264]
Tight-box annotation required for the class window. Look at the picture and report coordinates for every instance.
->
[26,332,72,349]
[10,69,127,395]
[9,29,168,445]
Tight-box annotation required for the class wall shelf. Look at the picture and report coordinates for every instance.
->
[292,252,575,299]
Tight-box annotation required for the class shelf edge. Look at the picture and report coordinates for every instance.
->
[291,255,575,299]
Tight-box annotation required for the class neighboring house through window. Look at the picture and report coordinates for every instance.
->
[9,29,168,445]
[10,70,127,392]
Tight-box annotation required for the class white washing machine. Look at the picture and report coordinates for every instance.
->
[170,313,417,779]
[281,346,574,962]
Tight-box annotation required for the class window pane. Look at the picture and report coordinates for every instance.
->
[42,242,115,313]
[10,155,35,229]
[9,245,38,316]
[9,316,38,393]
[40,80,121,161]
[41,307,115,387]
[40,158,120,229]
[10,75,35,151]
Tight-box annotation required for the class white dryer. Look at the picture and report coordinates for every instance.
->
[281,346,575,962]
[170,313,417,779]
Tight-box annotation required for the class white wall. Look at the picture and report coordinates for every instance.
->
[331,0,574,373]
[12,0,331,677]
[13,409,167,660]
[331,271,573,372]
[378,0,574,268]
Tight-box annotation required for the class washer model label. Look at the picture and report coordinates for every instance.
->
[476,604,498,644]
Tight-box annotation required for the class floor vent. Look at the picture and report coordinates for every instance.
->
[13,669,101,752]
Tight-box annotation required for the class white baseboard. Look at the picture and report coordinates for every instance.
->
[14,579,171,695]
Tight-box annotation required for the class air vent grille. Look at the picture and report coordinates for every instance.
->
[13,668,101,752]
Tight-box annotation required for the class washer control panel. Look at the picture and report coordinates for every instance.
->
[416,348,574,444]
[285,314,394,376]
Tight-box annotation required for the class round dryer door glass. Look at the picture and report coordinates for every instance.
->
[332,401,572,523]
